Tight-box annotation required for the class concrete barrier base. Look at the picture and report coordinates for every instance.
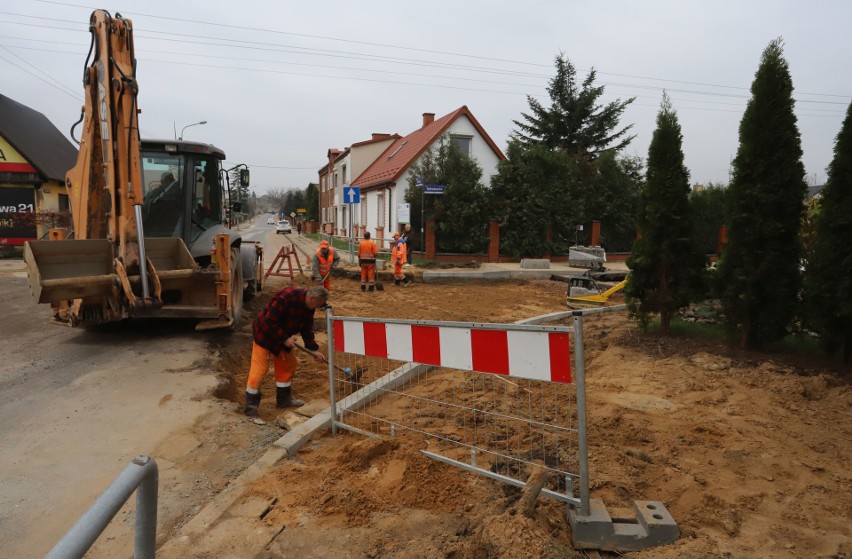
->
[568,499,679,551]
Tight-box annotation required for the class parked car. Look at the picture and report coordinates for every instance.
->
[276,219,292,234]
[267,216,275,225]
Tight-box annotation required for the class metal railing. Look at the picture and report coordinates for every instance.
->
[45,455,158,559]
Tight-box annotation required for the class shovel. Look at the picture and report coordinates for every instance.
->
[293,341,365,384]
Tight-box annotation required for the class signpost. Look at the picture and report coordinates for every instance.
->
[414,176,444,259]
[343,186,360,261]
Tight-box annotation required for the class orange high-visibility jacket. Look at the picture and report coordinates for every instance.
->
[358,239,378,263]
[315,247,335,276]
[392,241,407,265]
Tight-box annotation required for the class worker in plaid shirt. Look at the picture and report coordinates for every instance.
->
[244,286,328,416]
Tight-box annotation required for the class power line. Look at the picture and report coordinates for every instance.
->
[0,48,80,101]
[0,41,844,119]
[7,7,852,100]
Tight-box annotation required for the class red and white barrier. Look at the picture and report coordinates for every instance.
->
[333,319,572,384]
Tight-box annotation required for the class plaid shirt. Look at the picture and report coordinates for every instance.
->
[252,287,318,355]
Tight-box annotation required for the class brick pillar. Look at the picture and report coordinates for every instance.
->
[426,220,436,260]
[487,220,500,263]
[717,225,728,255]
[591,220,601,247]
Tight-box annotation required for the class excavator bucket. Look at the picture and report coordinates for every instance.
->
[24,237,200,305]
[25,239,116,303]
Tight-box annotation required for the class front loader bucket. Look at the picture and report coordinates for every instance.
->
[142,238,217,313]
[144,237,198,283]
[24,239,116,303]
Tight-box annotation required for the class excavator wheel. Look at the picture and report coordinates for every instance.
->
[230,247,244,328]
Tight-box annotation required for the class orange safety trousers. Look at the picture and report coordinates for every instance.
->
[360,263,376,286]
[317,276,332,290]
[246,342,297,392]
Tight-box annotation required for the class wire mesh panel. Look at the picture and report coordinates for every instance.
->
[327,315,581,505]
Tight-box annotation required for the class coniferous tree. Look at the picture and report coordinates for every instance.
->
[497,53,639,253]
[513,54,635,157]
[305,182,319,222]
[405,137,492,253]
[490,140,583,257]
[806,102,852,364]
[626,93,705,332]
[716,38,807,349]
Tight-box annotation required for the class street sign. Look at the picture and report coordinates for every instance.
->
[290,212,296,218]
[297,208,306,213]
[415,176,424,188]
[424,183,445,194]
[343,186,360,204]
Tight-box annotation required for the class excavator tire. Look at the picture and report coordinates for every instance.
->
[230,247,244,328]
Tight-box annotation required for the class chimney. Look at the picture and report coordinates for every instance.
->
[422,112,435,128]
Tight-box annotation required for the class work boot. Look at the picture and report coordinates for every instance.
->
[360,284,366,292]
[244,391,261,417]
[394,279,400,286]
[368,285,375,292]
[276,386,304,408]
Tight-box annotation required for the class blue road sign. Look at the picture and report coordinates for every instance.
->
[424,183,445,194]
[415,176,424,188]
[343,185,360,204]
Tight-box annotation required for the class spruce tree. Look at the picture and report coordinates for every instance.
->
[806,102,852,363]
[513,54,635,157]
[626,93,705,332]
[716,38,807,349]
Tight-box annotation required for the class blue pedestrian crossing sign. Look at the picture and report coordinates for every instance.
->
[343,185,360,204]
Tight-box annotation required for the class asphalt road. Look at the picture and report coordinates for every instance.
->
[0,220,283,557]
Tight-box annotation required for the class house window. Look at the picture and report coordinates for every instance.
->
[450,134,472,156]
[342,164,347,185]
[387,141,407,160]
[361,195,368,225]
[58,194,69,212]
[377,192,385,228]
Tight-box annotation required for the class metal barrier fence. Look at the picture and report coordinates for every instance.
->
[45,455,158,559]
[324,305,681,552]
[324,308,587,510]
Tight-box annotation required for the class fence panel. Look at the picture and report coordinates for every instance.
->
[327,314,583,506]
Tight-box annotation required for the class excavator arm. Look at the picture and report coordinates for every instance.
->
[60,10,158,311]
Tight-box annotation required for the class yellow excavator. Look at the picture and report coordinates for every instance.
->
[23,10,263,330]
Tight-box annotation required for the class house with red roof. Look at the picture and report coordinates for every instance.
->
[319,106,505,244]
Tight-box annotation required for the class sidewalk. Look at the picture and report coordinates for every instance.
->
[280,233,628,283]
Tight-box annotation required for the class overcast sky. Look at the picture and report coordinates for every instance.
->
[2,0,850,194]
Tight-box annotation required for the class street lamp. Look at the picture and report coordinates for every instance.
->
[179,120,207,140]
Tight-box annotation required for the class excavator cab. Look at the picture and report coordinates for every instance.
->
[140,140,227,251]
